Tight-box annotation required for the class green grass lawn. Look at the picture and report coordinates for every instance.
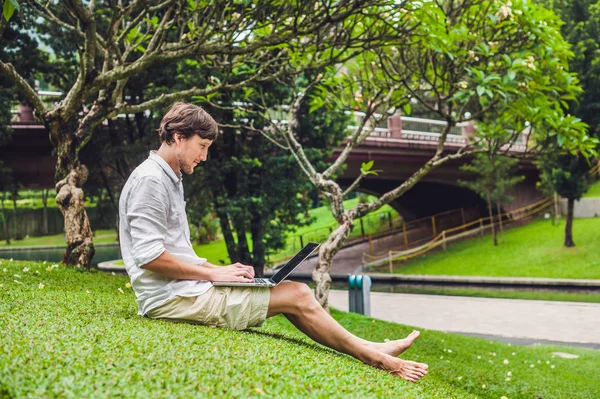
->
[2,196,399,266]
[1,197,98,209]
[0,259,598,398]
[0,229,118,248]
[383,217,600,279]
[584,179,600,198]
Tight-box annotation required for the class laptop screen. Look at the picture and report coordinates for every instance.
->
[271,242,320,283]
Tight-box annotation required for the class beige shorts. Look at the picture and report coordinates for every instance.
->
[147,286,271,330]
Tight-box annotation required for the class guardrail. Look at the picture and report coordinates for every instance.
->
[266,205,481,266]
[361,197,552,271]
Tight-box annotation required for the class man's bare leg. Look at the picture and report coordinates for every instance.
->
[266,281,429,382]
[286,313,421,357]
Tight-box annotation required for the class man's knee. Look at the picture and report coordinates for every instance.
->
[286,282,319,313]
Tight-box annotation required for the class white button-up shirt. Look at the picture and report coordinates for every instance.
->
[119,150,212,315]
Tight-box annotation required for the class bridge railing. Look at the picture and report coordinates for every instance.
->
[344,112,530,152]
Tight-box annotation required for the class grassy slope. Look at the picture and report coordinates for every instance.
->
[1,259,599,398]
[386,218,600,279]
[583,179,600,198]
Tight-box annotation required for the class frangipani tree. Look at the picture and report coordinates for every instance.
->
[252,0,598,308]
[0,0,405,269]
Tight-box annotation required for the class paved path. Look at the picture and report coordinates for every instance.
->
[296,235,397,274]
[328,290,600,347]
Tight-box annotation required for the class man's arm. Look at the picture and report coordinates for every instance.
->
[142,251,255,282]
[142,250,214,280]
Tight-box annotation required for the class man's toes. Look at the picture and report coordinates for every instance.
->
[406,360,429,370]
[415,362,429,371]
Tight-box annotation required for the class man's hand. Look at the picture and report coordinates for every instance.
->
[209,262,255,282]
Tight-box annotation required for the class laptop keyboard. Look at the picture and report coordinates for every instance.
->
[253,278,272,285]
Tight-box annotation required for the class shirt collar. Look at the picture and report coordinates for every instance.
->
[148,150,182,184]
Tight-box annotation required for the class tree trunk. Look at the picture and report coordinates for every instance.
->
[55,165,95,269]
[486,191,497,246]
[553,191,560,224]
[496,202,504,244]
[313,219,353,311]
[98,168,120,241]
[564,197,575,247]
[1,192,9,244]
[11,192,18,240]
[42,188,49,235]
[215,206,239,262]
[250,215,265,278]
[233,217,252,265]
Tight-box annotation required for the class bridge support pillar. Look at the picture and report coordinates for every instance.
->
[387,113,402,137]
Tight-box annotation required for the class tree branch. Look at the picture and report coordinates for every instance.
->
[342,173,366,197]
[0,62,46,114]
[356,146,481,218]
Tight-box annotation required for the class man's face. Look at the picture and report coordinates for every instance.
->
[175,134,213,175]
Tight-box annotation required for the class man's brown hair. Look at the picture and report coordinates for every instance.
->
[158,102,218,144]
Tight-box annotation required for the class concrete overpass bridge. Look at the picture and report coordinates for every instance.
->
[333,114,540,220]
[1,108,541,220]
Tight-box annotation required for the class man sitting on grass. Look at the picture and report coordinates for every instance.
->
[119,101,429,382]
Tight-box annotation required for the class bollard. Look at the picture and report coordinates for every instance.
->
[348,274,372,316]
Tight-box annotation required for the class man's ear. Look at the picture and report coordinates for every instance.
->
[175,133,186,144]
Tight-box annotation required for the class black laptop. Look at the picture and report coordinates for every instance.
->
[212,242,320,287]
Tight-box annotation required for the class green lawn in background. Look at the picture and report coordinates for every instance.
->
[1,196,398,264]
[1,259,598,398]
[382,218,600,279]
[583,179,600,198]
[0,229,118,248]
[0,197,97,209]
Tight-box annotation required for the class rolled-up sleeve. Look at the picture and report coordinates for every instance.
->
[126,176,169,268]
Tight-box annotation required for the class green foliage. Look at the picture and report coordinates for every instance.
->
[186,69,351,271]
[375,0,597,157]
[536,152,592,201]
[459,154,524,206]
[2,0,18,21]
[541,0,600,137]
[1,258,600,398]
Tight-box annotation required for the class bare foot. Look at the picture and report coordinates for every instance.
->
[367,330,421,357]
[378,353,429,383]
